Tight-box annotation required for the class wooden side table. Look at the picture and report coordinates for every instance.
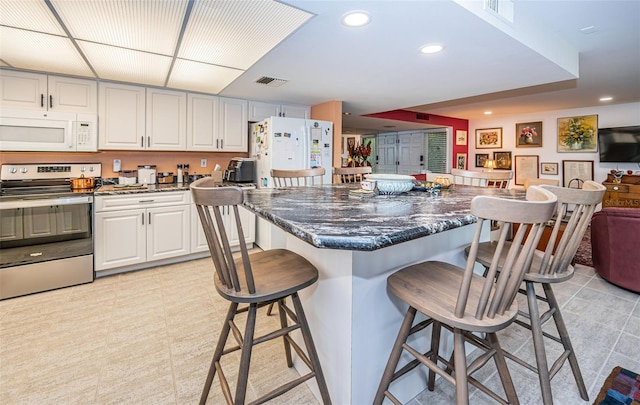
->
[602,173,640,208]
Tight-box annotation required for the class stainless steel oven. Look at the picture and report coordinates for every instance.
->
[0,163,101,299]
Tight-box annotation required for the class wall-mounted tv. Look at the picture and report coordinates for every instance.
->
[598,126,640,163]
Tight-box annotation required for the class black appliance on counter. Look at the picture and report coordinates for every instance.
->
[0,163,101,300]
[223,158,256,183]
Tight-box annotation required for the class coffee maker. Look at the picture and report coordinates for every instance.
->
[223,158,256,183]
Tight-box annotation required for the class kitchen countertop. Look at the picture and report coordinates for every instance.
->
[95,181,256,195]
[243,184,525,251]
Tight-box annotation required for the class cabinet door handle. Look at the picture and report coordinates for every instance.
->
[49,95,53,108]
[148,212,151,224]
[216,139,219,149]
[142,212,145,225]
[220,139,224,149]
[141,136,144,147]
[147,136,151,148]
[41,94,44,107]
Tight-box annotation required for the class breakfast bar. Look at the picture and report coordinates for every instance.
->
[243,184,525,404]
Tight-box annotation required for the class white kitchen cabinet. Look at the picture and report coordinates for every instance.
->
[146,88,187,150]
[98,82,146,150]
[0,70,96,114]
[248,100,310,121]
[187,93,219,151]
[218,97,248,152]
[190,203,256,253]
[95,192,190,271]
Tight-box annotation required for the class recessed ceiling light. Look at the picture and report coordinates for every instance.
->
[420,44,444,54]
[342,11,371,27]
[343,112,351,116]
[599,96,613,102]
[484,111,493,115]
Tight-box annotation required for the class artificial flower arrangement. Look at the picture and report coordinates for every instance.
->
[347,140,372,166]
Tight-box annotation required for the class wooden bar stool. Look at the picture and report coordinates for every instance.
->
[271,167,325,187]
[191,178,331,405]
[333,166,372,183]
[470,181,606,404]
[451,168,513,188]
[375,186,557,405]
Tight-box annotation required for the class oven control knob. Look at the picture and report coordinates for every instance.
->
[20,167,28,173]
[9,167,17,174]
[80,166,86,172]
[89,166,94,172]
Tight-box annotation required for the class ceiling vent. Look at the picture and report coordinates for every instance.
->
[416,113,430,120]
[255,76,288,87]
[484,0,514,24]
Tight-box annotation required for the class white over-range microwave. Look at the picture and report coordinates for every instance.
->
[0,109,97,152]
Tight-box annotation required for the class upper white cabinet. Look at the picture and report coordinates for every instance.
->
[98,82,146,150]
[218,97,248,152]
[187,93,219,151]
[146,88,186,150]
[248,100,310,122]
[0,70,96,114]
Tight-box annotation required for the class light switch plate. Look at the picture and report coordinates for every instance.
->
[201,159,207,168]
[113,159,121,172]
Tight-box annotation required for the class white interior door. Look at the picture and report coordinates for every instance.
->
[397,132,425,175]
[376,133,397,174]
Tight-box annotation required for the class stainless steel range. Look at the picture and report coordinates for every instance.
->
[0,163,101,299]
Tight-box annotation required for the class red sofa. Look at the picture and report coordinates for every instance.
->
[591,208,640,293]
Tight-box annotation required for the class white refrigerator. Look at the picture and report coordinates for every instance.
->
[252,116,333,188]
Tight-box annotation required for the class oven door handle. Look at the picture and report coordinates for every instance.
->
[0,196,93,209]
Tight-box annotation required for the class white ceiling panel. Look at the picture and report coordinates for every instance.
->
[51,0,187,56]
[78,41,171,86]
[168,59,243,94]
[179,0,312,69]
[0,0,65,35]
[0,27,94,77]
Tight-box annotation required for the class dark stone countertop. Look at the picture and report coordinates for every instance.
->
[244,184,525,251]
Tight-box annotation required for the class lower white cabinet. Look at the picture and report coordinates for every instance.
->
[190,204,256,253]
[95,192,190,271]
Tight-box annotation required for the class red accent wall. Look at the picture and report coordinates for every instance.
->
[364,109,469,169]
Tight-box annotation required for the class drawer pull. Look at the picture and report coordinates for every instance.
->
[139,199,155,203]
[613,186,619,190]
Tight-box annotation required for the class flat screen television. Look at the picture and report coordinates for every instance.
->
[597,126,640,163]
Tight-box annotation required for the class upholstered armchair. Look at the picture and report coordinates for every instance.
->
[591,208,640,292]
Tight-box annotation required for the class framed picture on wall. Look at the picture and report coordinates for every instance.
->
[516,121,543,147]
[455,130,468,146]
[475,127,502,149]
[456,153,467,169]
[557,115,598,152]
[493,151,512,170]
[475,153,489,168]
[514,155,539,185]
[562,160,594,188]
[540,162,558,175]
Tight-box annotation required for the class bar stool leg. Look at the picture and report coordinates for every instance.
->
[234,303,258,405]
[200,302,238,405]
[543,284,589,401]
[428,321,442,391]
[374,306,418,405]
[487,332,519,404]
[277,299,293,367]
[525,281,554,405]
[453,328,469,405]
[290,293,332,404]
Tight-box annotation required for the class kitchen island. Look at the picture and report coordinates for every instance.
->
[243,184,525,404]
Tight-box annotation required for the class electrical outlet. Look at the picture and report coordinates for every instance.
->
[200,158,207,168]
[113,159,121,172]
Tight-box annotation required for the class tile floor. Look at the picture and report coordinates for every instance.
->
[1,257,638,404]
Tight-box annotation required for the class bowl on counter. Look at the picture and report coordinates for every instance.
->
[364,174,416,194]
